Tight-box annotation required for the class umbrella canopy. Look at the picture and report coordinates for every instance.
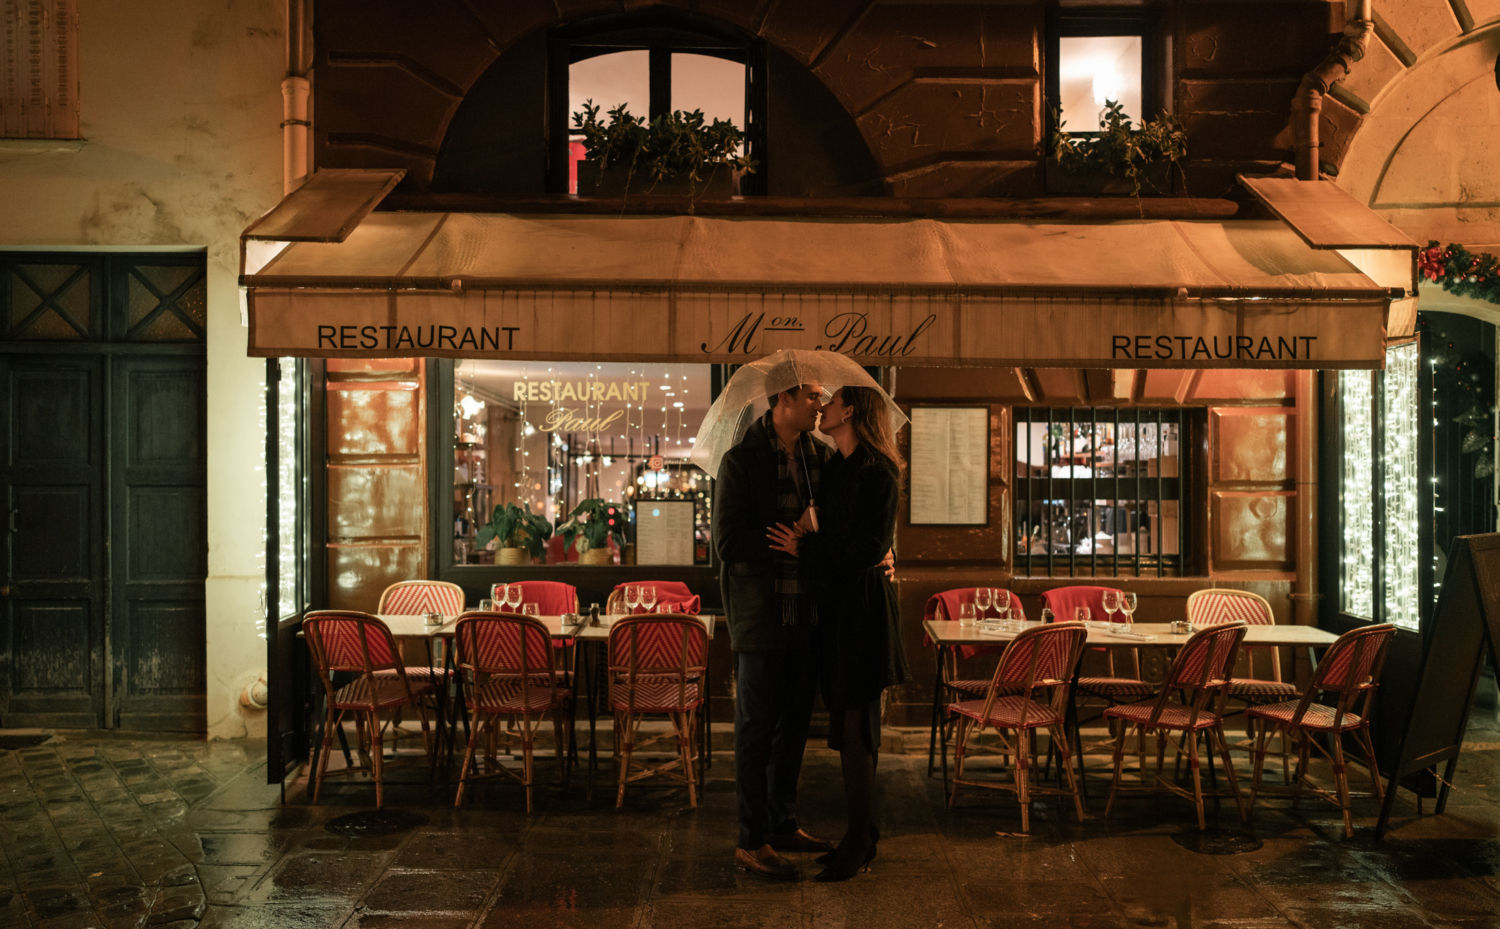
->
[690,350,909,478]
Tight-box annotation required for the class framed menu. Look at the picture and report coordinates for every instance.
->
[909,406,989,525]
[635,500,696,565]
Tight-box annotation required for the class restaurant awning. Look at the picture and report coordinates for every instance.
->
[242,174,1415,369]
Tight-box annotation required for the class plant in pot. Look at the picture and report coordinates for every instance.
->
[1047,100,1186,197]
[475,502,553,566]
[556,497,628,566]
[571,100,758,209]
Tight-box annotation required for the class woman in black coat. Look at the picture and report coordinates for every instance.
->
[768,385,910,882]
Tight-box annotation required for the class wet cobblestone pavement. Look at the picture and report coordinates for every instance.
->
[1,722,1498,929]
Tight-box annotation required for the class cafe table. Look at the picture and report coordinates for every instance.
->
[382,612,716,793]
[922,619,1341,787]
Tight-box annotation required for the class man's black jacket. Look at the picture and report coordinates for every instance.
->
[712,416,827,652]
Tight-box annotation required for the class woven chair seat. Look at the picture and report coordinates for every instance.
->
[331,677,434,711]
[610,680,702,713]
[471,679,570,714]
[947,679,1023,697]
[1076,677,1154,699]
[1228,679,1298,699]
[948,696,1064,729]
[1103,699,1226,731]
[373,666,450,681]
[1246,700,1365,732]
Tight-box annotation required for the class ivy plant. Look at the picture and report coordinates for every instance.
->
[1048,101,1187,197]
[571,101,758,204]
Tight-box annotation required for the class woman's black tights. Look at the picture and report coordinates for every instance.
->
[835,706,877,858]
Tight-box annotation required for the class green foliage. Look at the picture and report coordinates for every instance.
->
[1420,312,1496,481]
[556,497,628,554]
[1048,101,1187,197]
[571,101,758,202]
[475,502,553,561]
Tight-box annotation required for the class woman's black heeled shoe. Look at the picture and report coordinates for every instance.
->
[814,826,879,872]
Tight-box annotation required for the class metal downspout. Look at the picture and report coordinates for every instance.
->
[282,0,311,194]
[1292,0,1373,180]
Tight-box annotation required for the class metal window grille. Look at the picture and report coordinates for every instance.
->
[1015,407,1191,577]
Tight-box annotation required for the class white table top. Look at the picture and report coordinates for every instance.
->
[922,620,1339,648]
[379,613,715,642]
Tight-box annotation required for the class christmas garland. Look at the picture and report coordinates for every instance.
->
[1420,241,1500,304]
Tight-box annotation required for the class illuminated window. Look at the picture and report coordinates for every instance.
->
[1048,13,1160,134]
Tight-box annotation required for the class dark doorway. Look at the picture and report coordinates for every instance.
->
[0,253,208,731]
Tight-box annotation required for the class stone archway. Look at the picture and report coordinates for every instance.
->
[1338,13,1500,245]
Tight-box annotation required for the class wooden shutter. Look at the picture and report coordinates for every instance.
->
[2,0,79,139]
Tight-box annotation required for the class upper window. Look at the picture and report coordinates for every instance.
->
[548,11,767,195]
[1047,11,1161,135]
[2,0,79,139]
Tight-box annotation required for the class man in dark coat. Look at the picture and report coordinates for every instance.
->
[713,378,834,879]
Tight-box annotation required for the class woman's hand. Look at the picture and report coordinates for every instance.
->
[767,523,800,556]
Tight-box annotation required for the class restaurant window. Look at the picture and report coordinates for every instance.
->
[1336,343,1422,632]
[1046,11,1162,135]
[549,10,767,195]
[1014,407,1198,577]
[450,361,714,566]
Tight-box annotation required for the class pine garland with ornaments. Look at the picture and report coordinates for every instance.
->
[1420,241,1500,303]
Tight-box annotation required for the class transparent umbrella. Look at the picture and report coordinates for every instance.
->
[689,350,908,478]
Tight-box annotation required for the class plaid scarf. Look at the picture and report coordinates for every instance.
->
[771,412,821,627]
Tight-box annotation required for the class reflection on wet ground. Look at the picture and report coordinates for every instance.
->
[1,719,1498,929]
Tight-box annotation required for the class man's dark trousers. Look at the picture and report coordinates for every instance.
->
[735,649,818,851]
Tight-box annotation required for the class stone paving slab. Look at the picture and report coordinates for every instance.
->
[0,725,1496,929]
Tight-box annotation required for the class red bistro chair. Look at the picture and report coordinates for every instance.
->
[1185,589,1299,703]
[947,622,1090,833]
[452,612,573,812]
[1040,585,1151,704]
[922,588,1027,777]
[1247,623,1396,838]
[303,611,437,808]
[491,581,579,616]
[608,615,708,809]
[1104,622,1249,829]
[376,580,466,683]
[607,581,702,615]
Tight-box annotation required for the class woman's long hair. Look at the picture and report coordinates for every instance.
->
[839,386,905,476]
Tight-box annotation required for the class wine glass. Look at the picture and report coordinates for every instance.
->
[1121,592,1138,624]
[973,587,991,619]
[492,584,507,608]
[522,603,540,617]
[640,586,658,613]
[957,602,976,628]
[990,589,1004,618]
[625,585,641,614]
[1101,590,1121,626]
[1074,606,1091,627]
[505,584,522,612]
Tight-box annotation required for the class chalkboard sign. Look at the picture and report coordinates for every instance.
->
[1376,533,1500,839]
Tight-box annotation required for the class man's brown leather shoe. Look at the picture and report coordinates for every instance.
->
[768,828,836,853]
[734,846,798,880]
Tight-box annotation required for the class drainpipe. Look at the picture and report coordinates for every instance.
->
[1292,371,1320,689]
[1291,0,1373,180]
[281,0,311,194]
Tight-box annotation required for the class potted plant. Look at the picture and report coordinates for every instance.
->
[571,100,758,209]
[1047,101,1186,197]
[475,502,553,566]
[556,497,628,566]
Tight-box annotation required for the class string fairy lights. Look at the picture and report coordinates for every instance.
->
[1383,343,1420,632]
[1339,369,1375,620]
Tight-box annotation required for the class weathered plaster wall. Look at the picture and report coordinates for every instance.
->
[0,0,285,738]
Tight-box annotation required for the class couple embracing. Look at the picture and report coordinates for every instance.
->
[702,353,911,883]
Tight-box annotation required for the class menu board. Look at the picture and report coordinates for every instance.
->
[909,406,989,525]
[636,500,696,565]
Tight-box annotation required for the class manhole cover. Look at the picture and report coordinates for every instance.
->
[1171,829,1263,855]
[0,735,50,751]
[325,809,427,837]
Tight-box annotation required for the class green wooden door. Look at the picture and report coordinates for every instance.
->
[1,252,208,730]
[0,354,108,727]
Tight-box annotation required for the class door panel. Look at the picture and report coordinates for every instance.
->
[112,356,207,731]
[0,355,106,728]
